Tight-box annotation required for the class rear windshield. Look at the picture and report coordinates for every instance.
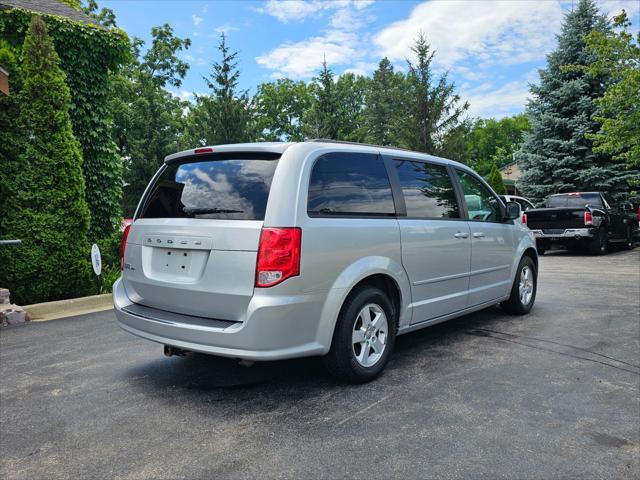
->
[546,193,602,208]
[139,155,279,220]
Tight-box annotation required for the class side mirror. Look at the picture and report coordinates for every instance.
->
[505,201,521,221]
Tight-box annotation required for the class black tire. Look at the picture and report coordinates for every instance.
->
[624,227,633,250]
[323,285,396,383]
[500,256,537,315]
[588,227,608,255]
[536,239,546,256]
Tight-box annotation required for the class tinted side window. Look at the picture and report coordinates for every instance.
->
[393,160,459,218]
[455,170,502,222]
[307,152,395,216]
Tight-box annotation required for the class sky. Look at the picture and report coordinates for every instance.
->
[102,0,640,119]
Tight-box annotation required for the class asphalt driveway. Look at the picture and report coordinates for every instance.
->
[1,249,639,479]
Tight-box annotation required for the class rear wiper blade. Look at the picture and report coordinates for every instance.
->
[183,207,244,215]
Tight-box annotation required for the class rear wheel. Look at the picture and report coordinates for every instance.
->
[501,256,537,315]
[624,227,633,250]
[323,286,396,383]
[588,227,608,255]
[536,239,546,256]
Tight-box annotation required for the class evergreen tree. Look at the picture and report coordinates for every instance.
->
[516,0,631,202]
[186,33,255,145]
[0,16,91,304]
[365,58,403,145]
[304,60,340,139]
[487,163,507,195]
[398,33,469,155]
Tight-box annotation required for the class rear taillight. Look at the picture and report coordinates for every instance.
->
[255,227,301,287]
[120,223,132,271]
[522,213,527,225]
[584,211,593,226]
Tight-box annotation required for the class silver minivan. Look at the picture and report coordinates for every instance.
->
[114,141,538,382]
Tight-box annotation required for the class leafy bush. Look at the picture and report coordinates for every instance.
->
[0,16,92,304]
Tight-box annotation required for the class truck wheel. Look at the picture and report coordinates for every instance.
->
[536,239,546,256]
[588,227,608,255]
[624,227,633,250]
[501,256,537,315]
[323,286,396,383]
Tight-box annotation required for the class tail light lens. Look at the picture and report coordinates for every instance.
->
[584,211,593,226]
[522,213,527,225]
[120,223,132,271]
[255,227,301,287]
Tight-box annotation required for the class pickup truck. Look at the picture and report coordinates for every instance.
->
[526,192,636,255]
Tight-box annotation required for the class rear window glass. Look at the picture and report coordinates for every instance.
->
[393,160,459,218]
[307,152,395,217]
[546,193,602,208]
[139,155,279,220]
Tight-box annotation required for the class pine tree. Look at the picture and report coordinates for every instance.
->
[487,163,507,195]
[516,0,633,202]
[304,60,340,139]
[0,16,91,303]
[398,33,469,155]
[187,33,254,145]
[365,58,403,145]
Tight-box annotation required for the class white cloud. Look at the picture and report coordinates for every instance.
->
[258,0,373,23]
[192,14,204,26]
[256,1,373,78]
[463,80,531,119]
[374,1,563,71]
[344,61,378,76]
[215,23,239,35]
[597,0,639,17]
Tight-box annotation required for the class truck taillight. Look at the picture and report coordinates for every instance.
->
[522,213,527,225]
[584,211,593,226]
[120,223,131,271]
[255,227,301,287]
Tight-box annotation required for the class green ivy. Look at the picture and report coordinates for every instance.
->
[0,8,130,240]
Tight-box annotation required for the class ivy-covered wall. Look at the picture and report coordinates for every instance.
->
[0,8,130,240]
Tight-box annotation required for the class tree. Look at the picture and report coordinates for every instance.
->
[253,78,312,141]
[464,114,530,175]
[0,16,91,303]
[487,163,507,195]
[335,72,369,142]
[397,33,469,155]
[583,11,639,176]
[365,58,404,145]
[82,0,117,27]
[111,26,191,214]
[516,0,632,202]
[186,33,255,146]
[304,60,340,139]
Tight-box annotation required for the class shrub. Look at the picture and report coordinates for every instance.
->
[0,16,92,304]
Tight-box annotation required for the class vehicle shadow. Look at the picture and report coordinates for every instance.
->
[120,306,503,399]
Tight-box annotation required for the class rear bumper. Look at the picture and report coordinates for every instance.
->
[531,228,595,240]
[112,278,329,361]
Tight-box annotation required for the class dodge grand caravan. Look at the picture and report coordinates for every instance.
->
[114,141,538,382]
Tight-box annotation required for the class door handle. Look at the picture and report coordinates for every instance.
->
[472,232,485,238]
[454,232,469,239]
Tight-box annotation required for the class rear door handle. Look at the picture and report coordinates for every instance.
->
[454,232,469,239]
[472,232,485,238]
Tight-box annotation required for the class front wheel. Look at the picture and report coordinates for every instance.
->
[323,286,396,383]
[624,227,634,250]
[501,256,537,315]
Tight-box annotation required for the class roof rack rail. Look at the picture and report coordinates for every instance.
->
[304,138,417,153]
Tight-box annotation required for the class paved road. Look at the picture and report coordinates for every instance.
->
[1,249,639,479]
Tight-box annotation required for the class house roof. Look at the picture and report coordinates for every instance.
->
[0,0,95,24]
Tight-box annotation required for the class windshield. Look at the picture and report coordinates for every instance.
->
[546,193,602,208]
[139,155,279,220]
